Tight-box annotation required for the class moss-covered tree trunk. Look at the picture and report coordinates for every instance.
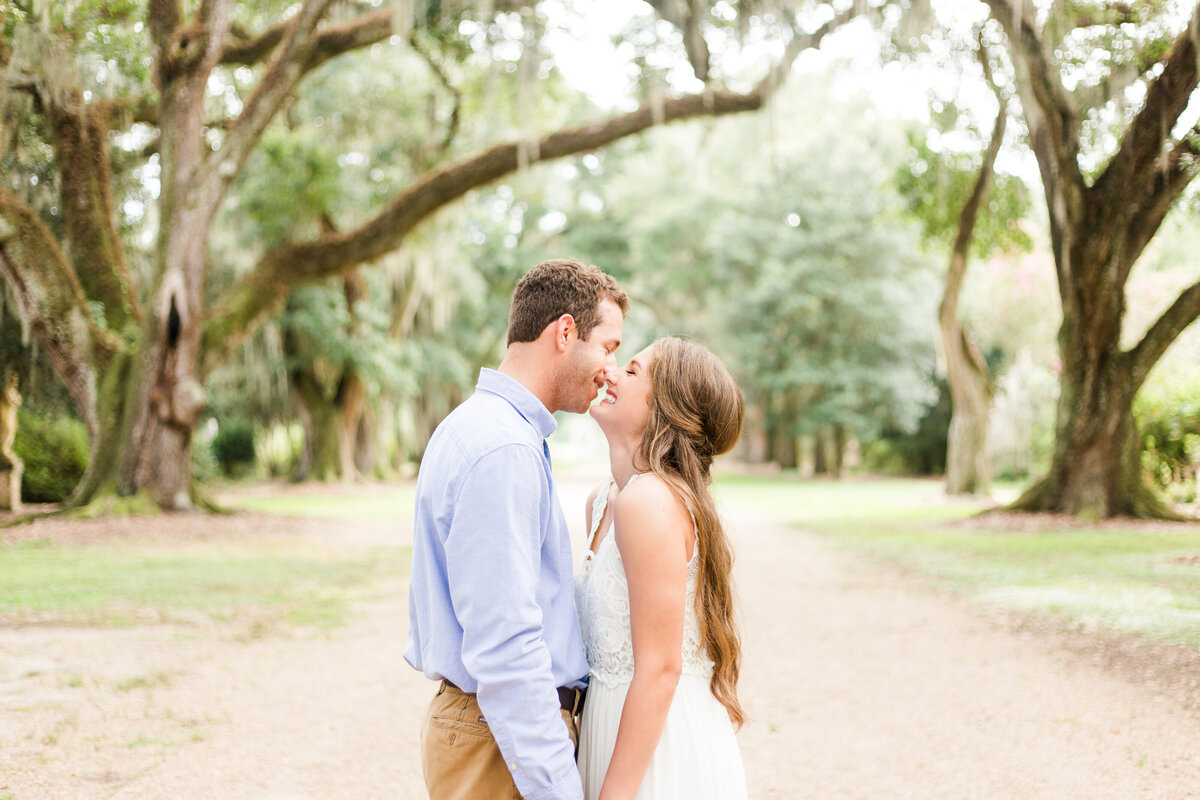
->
[77,0,233,510]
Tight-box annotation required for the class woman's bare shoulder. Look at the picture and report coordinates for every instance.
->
[615,473,691,532]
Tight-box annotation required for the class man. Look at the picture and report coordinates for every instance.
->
[405,258,629,800]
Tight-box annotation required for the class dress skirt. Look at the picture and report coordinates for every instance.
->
[577,672,747,800]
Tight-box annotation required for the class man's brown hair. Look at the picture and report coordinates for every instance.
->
[506,258,629,345]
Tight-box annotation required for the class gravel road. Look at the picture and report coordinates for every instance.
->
[2,477,1198,799]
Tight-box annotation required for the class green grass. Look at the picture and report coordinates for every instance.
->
[715,474,1200,648]
[0,541,404,627]
[227,486,415,522]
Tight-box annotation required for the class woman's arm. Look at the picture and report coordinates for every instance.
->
[598,475,693,800]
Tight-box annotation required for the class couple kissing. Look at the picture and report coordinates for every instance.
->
[406,258,747,800]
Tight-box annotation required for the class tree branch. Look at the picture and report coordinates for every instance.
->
[202,85,775,368]
[411,32,462,162]
[645,0,711,82]
[148,0,184,52]
[220,20,289,65]
[1049,1,1140,33]
[201,0,335,203]
[1091,2,1200,225]
[1070,59,1145,113]
[220,8,392,67]
[986,0,1086,292]
[96,94,161,129]
[200,2,851,369]
[1127,278,1200,392]
[0,191,120,434]
[941,34,1008,328]
[762,4,860,98]
[1122,129,1200,277]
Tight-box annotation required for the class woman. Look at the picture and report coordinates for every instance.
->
[575,336,747,800]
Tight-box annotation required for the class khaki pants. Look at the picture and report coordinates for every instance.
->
[420,681,579,800]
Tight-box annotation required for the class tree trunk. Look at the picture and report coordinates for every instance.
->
[812,430,828,476]
[831,425,846,479]
[108,170,211,508]
[941,40,1003,496]
[336,369,365,483]
[739,399,769,464]
[354,403,378,478]
[1011,274,1174,518]
[943,323,994,495]
[291,367,341,482]
[0,372,23,511]
[774,427,798,470]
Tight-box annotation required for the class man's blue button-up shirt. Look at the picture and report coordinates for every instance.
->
[405,368,589,800]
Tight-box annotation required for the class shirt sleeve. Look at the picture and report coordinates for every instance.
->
[445,444,583,800]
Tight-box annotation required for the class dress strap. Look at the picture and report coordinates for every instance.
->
[586,480,614,549]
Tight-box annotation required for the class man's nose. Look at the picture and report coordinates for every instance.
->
[602,363,620,385]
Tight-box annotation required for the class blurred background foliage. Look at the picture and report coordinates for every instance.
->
[2,0,1199,509]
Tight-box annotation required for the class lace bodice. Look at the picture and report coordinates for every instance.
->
[574,475,713,688]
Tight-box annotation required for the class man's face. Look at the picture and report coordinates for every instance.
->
[555,299,624,414]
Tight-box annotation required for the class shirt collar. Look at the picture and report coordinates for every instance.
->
[476,368,558,439]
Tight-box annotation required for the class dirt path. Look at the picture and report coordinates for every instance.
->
[2,478,1199,799]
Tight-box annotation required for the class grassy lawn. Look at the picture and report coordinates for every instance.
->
[0,541,401,628]
[715,474,1200,648]
[226,484,415,522]
[0,488,411,630]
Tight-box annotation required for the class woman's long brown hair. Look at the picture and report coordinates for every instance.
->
[636,336,745,727]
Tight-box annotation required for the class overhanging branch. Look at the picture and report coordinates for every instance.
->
[202,86,770,368]
[200,3,850,370]
[1127,278,1200,391]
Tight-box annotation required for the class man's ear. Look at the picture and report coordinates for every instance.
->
[552,314,576,353]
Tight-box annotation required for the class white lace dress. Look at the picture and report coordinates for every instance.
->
[574,476,747,800]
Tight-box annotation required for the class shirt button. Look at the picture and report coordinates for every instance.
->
[508,761,517,770]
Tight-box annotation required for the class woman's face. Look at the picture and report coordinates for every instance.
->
[589,344,655,442]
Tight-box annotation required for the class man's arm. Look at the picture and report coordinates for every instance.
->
[445,444,583,800]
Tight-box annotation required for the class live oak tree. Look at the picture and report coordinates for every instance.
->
[0,0,864,510]
[984,0,1200,517]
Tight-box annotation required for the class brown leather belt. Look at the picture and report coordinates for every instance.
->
[442,678,585,715]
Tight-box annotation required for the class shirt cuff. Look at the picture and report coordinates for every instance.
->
[519,763,584,800]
